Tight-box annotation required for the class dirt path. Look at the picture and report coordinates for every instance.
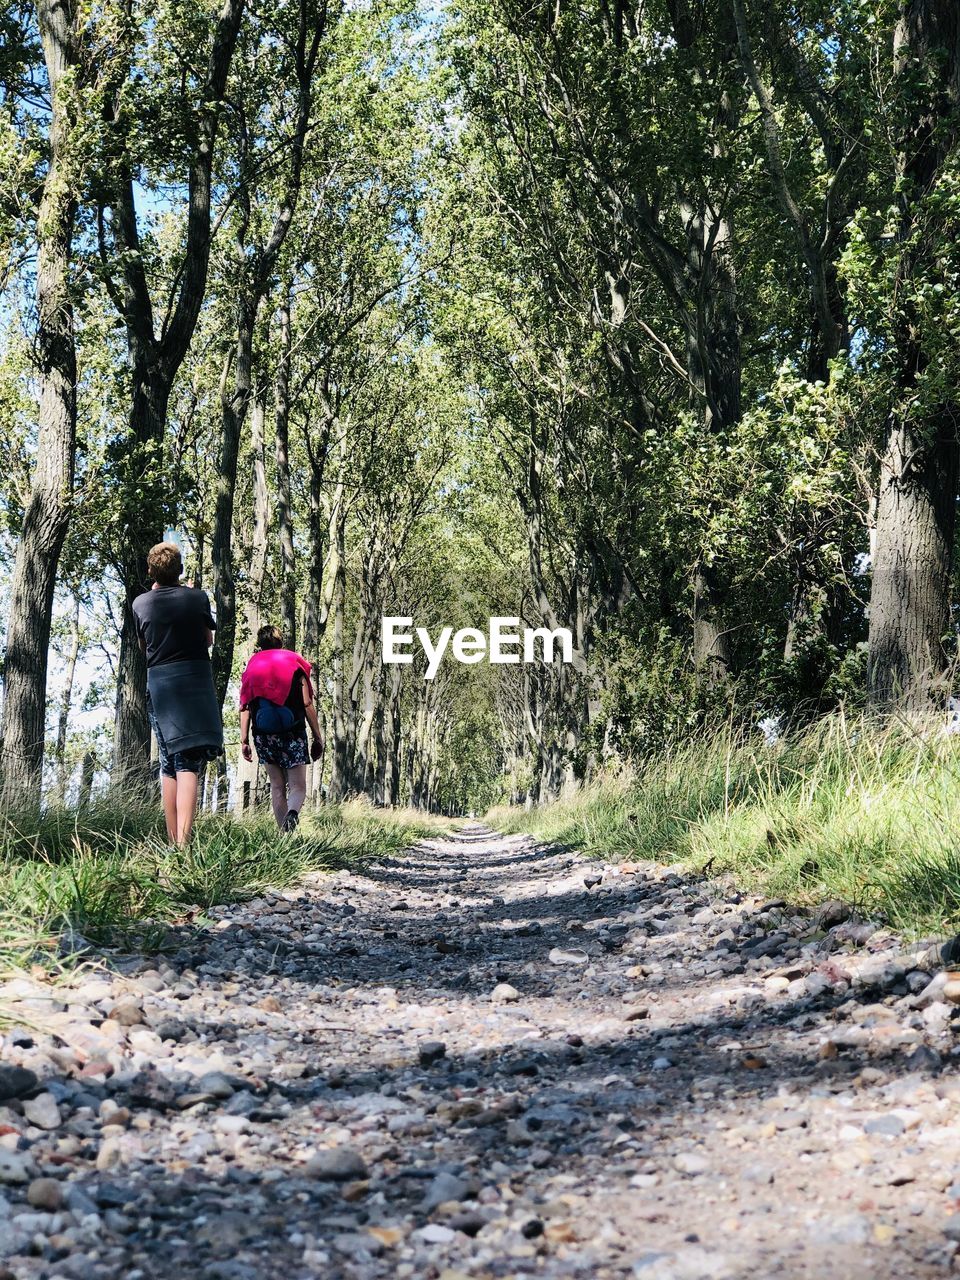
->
[2,824,959,1279]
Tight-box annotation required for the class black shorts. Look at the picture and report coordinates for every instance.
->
[148,701,222,780]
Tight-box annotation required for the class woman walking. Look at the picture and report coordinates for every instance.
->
[239,625,323,830]
[133,542,224,846]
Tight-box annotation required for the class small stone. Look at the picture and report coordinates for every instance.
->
[27,1177,63,1210]
[445,1210,485,1238]
[624,1007,649,1021]
[257,995,283,1013]
[903,1044,941,1073]
[416,1223,456,1244]
[548,947,589,965]
[422,1172,470,1212]
[305,1147,368,1181]
[196,1072,235,1099]
[674,1152,710,1175]
[21,1093,60,1130]
[491,983,520,1003]
[651,1057,673,1071]
[418,1040,447,1067]
[0,1152,32,1184]
[153,1018,190,1042]
[0,1066,37,1103]
[108,998,144,1026]
[815,899,852,928]
[864,1115,905,1137]
[96,1138,122,1171]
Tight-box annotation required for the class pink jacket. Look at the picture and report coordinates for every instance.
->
[239,648,313,708]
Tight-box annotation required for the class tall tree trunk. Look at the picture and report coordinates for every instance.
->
[54,598,81,804]
[1,0,78,807]
[868,0,960,711]
[868,416,958,709]
[692,564,732,681]
[112,384,169,788]
[275,294,297,647]
[211,298,255,706]
[106,0,246,785]
[78,750,95,809]
[233,387,271,810]
[327,515,349,801]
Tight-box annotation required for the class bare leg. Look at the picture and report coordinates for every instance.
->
[174,770,200,846]
[285,765,307,819]
[265,763,288,827]
[160,776,178,843]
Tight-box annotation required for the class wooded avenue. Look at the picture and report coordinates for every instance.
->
[381,617,574,680]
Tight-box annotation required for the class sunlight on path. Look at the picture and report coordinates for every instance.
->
[0,825,956,1278]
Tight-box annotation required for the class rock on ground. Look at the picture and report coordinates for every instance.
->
[0,824,958,1278]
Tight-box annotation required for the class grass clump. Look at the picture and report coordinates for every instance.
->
[0,796,440,972]
[489,710,960,937]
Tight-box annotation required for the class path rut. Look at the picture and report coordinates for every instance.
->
[2,824,960,1279]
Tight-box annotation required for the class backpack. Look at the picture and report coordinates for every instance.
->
[253,697,296,734]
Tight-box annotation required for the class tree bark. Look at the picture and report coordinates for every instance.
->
[233,387,270,809]
[106,0,246,785]
[275,294,297,647]
[868,0,960,712]
[868,417,958,709]
[1,0,78,807]
[54,598,81,804]
[211,300,254,706]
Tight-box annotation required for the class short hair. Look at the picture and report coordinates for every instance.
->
[255,624,284,651]
[147,542,183,586]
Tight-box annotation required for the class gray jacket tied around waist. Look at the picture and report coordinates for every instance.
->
[146,659,224,753]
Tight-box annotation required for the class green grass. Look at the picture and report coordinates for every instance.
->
[488,710,960,937]
[0,796,443,973]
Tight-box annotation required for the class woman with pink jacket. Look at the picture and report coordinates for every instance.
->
[239,625,324,830]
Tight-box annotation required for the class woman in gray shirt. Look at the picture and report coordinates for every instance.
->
[132,542,223,845]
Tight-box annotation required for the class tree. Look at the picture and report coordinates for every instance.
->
[866,0,960,710]
[0,0,81,806]
[93,0,246,784]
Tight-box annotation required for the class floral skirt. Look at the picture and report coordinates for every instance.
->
[253,728,309,770]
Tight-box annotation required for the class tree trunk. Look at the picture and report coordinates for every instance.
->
[692,565,732,682]
[112,381,169,789]
[0,0,78,807]
[275,295,297,647]
[54,598,81,804]
[234,387,270,809]
[105,0,246,786]
[868,416,958,710]
[211,298,255,706]
[868,0,960,711]
[78,750,95,809]
[327,515,349,801]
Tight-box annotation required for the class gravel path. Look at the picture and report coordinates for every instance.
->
[2,823,960,1279]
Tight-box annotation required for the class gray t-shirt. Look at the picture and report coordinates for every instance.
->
[132,585,215,669]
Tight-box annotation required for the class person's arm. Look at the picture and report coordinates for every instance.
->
[134,602,147,653]
[240,706,252,761]
[302,680,324,760]
[202,591,216,651]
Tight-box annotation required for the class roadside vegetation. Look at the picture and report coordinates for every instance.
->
[0,799,443,973]
[489,712,960,939]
